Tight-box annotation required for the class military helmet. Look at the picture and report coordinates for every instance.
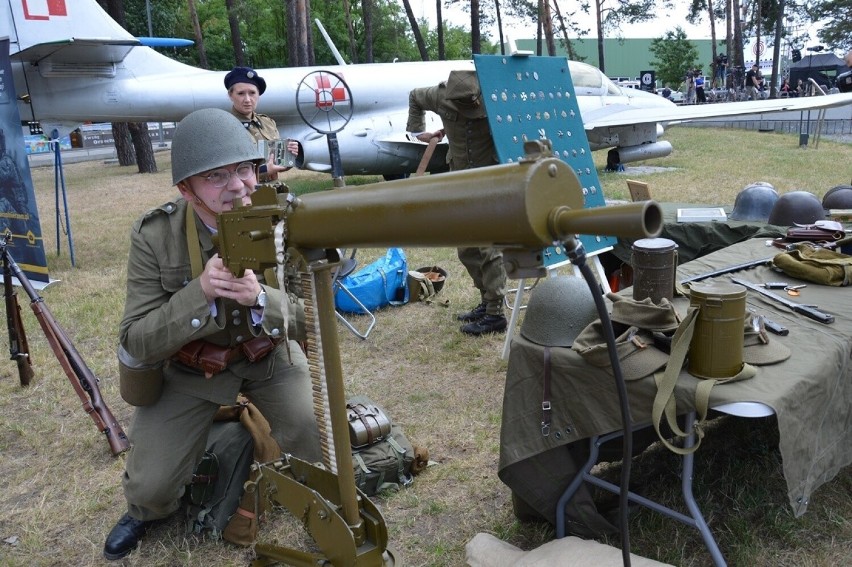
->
[171,108,263,185]
[767,190,826,226]
[520,276,598,347]
[822,185,852,210]
[730,182,778,221]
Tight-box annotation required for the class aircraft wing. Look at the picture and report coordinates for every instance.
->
[582,92,852,129]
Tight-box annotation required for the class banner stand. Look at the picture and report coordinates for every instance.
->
[50,130,75,267]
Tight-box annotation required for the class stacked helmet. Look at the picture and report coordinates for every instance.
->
[730,182,778,221]
[767,190,826,226]
[520,276,598,347]
[822,185,852,210]
[171,108,263,185]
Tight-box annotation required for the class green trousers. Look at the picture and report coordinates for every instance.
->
[457,246,507,316]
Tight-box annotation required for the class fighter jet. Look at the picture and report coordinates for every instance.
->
[4,0,851,176]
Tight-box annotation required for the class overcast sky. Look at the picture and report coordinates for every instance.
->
[410,1,822,44]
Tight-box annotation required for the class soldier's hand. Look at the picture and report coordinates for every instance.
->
[200,254,262,306]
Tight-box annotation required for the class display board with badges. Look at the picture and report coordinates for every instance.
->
[473,54,615,266]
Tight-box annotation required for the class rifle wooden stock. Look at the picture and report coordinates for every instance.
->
[4,262,34,386]
[5,252,129,456]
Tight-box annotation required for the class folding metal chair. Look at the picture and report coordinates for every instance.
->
[332,250,376,340]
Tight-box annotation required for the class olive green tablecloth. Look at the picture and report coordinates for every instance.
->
[611,202,786,265]
[500,238,852,517]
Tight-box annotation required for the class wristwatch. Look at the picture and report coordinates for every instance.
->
[252,289,267,310]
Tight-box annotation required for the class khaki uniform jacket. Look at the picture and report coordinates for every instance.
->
[120,197,306,405]
[406,83,498,171]
[230,109,279,142]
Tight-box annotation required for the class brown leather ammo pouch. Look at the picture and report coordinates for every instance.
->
[240,336,278,362]
[175,339,235,376]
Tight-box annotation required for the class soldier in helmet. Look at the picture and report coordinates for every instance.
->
[224,66,299,182]
[406,70,508,335]
[103,108,321,560]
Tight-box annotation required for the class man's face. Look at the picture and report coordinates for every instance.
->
[178,161,256,226]
[229,82,261,117]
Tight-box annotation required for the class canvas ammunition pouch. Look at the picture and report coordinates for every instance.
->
[174,336,281,376]
[407,270,436,302]
[346,395,429,496]
[117,344,164,406]
[772,243,852,286]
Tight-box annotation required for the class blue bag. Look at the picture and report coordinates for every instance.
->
[334,248,409,313]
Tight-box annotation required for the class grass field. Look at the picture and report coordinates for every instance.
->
[0,126,850,566]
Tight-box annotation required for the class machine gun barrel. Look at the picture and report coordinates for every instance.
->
[217,153,663,276]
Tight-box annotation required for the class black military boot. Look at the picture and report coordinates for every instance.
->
[457,301,487,322]
[103,513,155,560]
[460,314,508,335]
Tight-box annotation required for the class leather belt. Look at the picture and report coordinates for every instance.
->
[174,336,281,378]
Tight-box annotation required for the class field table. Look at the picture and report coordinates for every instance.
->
[499,238,852,566]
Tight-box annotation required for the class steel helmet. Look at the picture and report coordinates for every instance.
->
[730,182,778,221]
[519,276,598,347]
[822,185,852,210]
[767,190,826,226]
[171,108,263,185]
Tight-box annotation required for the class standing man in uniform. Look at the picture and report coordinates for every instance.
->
[407,70,508,335]
[225,66,300,183]
[103,108,321,560]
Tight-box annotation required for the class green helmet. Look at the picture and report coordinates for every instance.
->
[767,190,825,226]
[520,276,598,347]
[171,108,263,185]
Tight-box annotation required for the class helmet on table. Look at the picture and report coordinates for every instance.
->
[767,190,825,226]
[821,185,852,210]
[520,276,598,347]
[171,108,263,185]
[730,182,778,222]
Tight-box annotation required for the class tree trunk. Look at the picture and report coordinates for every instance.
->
[733,0,744,70]
[552,0,580,60]
[595,0,605,72]
[543,0,556,56]
[305,0,315,65]
[294,0,310,65]
[402,0,429,61]
[128,122,157,174]
[112,123,136,166]
[471,0,481,54]
[362,0,374,63]
[770,0,785,99]
[437,0,445,60]
[187,0,209,69]
[226,0,245,66]
[342,0,359,63]
[494,0,505,55]
[708,0,718,86]
[536,0,543,56]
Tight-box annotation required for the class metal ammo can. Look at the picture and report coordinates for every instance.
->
[687,281,746,379]
[631,237,678,304]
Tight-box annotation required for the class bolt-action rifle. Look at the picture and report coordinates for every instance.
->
[3,245,34,387]
[216,141,663,566]
[0,233,130,456]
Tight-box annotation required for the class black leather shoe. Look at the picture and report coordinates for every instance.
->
[460,314,507,335]
[457,301,487,322]
[103,513,154,560]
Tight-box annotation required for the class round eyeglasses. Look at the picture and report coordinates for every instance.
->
[196,162,256,188]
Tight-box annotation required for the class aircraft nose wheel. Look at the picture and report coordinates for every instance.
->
[296,70,354,182]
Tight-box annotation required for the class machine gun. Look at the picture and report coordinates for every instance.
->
[216,141,663,566]
[0,232,130,456]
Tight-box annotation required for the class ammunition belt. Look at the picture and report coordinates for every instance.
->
[174,336,281,377]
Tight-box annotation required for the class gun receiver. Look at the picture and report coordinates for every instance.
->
[216,146,663,566]
[0,235,130,456]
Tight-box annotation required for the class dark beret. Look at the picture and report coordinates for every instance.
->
[224,66,267,95]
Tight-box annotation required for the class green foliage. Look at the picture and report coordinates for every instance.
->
[809,0,852,51]
[650,27,700,87]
